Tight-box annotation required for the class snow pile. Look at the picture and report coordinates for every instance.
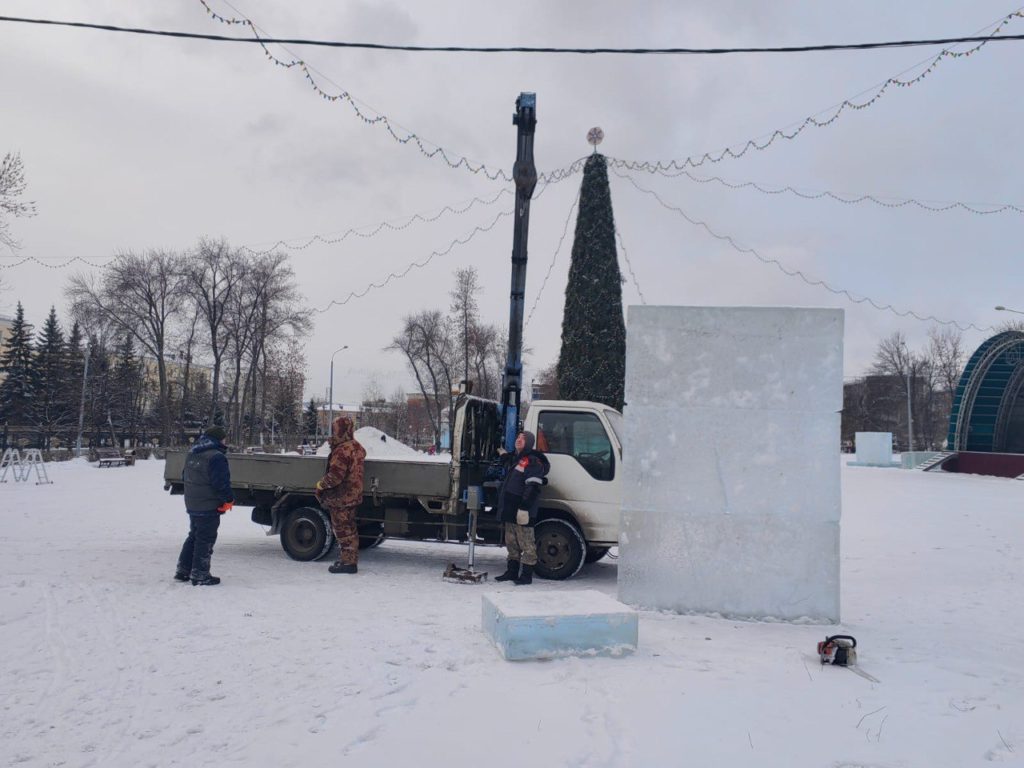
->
[316,426,447,461]
[2,459,1022,766]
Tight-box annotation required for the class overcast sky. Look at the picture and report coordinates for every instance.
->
[1,1,1022,403]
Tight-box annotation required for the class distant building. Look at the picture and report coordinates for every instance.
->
[0,315,13,386]
[315,403,363,439]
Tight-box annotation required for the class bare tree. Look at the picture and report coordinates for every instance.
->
[871,331,928,451]
[242,254,310,445]
[182,238,239,426]
[0,152,36,252]
[389,310,457,447]
[173,307,205,438]
[450,266,481,387]
[66,250,183,443]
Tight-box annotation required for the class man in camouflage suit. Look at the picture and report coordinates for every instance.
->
[316,416,366,574]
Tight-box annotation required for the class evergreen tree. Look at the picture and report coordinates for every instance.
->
[32,306,68,447]
[63,321,85,448]
[304,398,319,441]
[112,333,144,444]
[556,154,626,410]
[0,302,36,427]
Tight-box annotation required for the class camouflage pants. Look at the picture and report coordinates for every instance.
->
[326,504,359,566]
[504,522,537,567]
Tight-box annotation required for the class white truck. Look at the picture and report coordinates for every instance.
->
[164,93,625,579]
[164,395,622,579]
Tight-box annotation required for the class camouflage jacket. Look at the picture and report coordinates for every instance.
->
[318,416,366,508]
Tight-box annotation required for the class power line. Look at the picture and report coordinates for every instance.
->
[5,12,1024,55]
[614,164,1024,216]
[612,168,995,334]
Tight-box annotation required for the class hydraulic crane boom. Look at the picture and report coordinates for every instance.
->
[501,92,538,452]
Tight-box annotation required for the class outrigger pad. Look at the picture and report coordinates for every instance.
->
[482,590,637,661]
[442,563,487,584]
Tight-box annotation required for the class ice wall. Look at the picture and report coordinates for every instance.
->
[617,306,843,622]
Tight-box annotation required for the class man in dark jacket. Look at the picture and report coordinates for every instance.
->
[175,426,234,586]
[493,430,550,585]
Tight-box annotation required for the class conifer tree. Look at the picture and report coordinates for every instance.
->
[304,398,319,441]
[112,333,144,444]
[63,321,85,447]
[556,154,626,410]
[0,302,36,427]
[33,306,68,447]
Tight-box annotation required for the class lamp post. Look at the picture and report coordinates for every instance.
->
[328,345,348,434]
[995,305,1024,315]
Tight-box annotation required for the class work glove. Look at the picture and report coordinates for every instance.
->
[217,502,233,514]
[516,509,529,526]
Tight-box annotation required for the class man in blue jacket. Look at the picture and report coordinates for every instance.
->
[493,430,550,586]
[175,426,234,586]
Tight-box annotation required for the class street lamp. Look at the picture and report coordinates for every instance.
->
[995,305,1024,315]
[328,345,349,435]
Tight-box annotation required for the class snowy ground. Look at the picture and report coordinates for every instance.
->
[1,459,1022,768]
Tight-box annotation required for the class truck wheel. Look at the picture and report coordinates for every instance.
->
[584,546,611,564]
[533,518,586,580]
[358,523,386,549]
[281,506,334,562]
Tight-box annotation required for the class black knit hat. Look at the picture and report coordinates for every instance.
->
[204,426,227,442]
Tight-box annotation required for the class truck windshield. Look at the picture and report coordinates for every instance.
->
[604,410,624,450]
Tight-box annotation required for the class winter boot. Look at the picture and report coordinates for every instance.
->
[329,562,357,574]
[191,575,221,586]
[513,564,533,586]
[494,560,520,582]
[173,571,190,582]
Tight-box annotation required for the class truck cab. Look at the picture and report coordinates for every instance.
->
[521,400,623,578]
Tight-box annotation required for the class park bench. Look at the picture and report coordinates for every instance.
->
[95,447,136,468]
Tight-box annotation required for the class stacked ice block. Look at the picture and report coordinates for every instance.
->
[617,306,844,623]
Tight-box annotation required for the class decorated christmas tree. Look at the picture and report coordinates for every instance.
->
[556,152,626,411]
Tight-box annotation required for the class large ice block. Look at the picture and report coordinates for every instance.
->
[618,306,843,623]
[848,431,896,467]
[482,590,638,661]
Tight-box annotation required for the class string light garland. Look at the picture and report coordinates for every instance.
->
[607,9,1024,174]
[197,0,510,181]
[310,208,512,314]
[0,255,113,270]
[615,226,647,305]
[612,168,995,333]
[241,187,514,256]
[525,190,580,329]
[3,7,1020,181]
[613,165,1024,216]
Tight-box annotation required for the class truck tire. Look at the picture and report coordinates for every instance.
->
[533,518,586,581]
[584,546,611,564]
[358,523,386,549]
[280,506,334,562]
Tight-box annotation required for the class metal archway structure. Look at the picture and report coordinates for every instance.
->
[947,330,1024,453]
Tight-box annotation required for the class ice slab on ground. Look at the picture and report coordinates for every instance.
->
[848,431,898,467]
[482,590,638,661]
[619,306,843,622]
